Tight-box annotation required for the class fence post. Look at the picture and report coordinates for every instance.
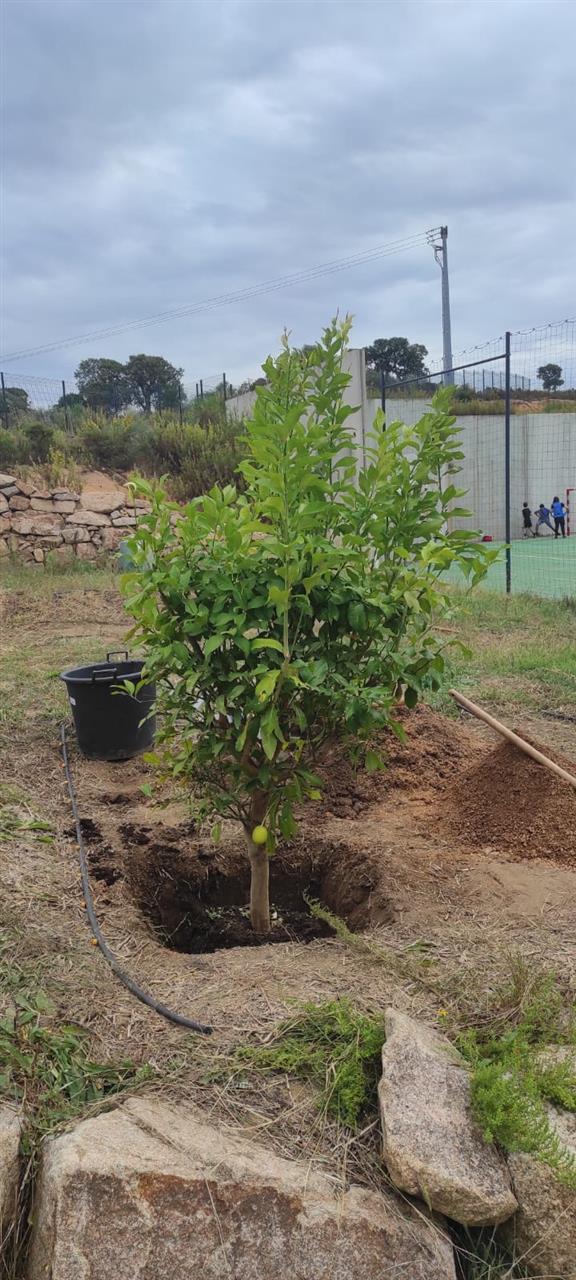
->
[195,382,199,401]
[380,371,386,426]
[178,384,183,426]
[504,331,512,595]
[61,380,71,433]
[0,373,9,430]
[199,379,204,400]
[222,372,227,413]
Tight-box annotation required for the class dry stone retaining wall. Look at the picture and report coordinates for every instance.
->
[0,473,150,566]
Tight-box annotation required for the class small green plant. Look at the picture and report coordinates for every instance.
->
[453,1225,528,1279]
[0,804,52,844]
[305,897,383,958]
[0,987,151,1144]
[459,970,576,1188]
[235,998,385,1127]
[123,318,496,933]
[0,962,152,1279]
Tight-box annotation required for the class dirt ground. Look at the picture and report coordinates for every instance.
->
[1,576,575,1184]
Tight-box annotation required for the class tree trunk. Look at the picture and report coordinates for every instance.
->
[244,832,270,934]
[243,789,270,934]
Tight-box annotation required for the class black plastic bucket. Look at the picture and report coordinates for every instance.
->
[60,650,156,761]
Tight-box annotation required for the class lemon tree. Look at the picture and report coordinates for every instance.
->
[123,319,495,934]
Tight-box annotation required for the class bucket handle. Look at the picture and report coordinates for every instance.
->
[106,650,129,663]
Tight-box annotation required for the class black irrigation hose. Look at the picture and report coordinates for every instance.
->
[60,722,213,1035]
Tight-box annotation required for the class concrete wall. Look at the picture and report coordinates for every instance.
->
[366,400,576,541]
[225,349,372,467]
[227,364,576,544]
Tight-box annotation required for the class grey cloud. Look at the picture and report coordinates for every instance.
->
[2,0,575,386]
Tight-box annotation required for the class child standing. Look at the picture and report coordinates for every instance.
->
[521,503,534,537]
[535,503,554,535]
[551,496,566,538]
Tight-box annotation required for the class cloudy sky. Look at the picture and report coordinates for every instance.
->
[2,0,575,392]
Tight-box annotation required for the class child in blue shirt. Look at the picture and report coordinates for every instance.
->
[551,497,566,538]
[535,503,554,535]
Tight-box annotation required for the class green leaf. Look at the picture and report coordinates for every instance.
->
[255,670,279,702]
[204,635,222,657]
[211,822,222,843]
[365,749,384,773]
[404,687,419,709]
[348,602,367,631]
[267,585,290,609]
[251,638,285,653]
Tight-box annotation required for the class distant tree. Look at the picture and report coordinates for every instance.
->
[537,363,564,392]
[365,337,429,385]
[56,392,85,409]
[125,354,184,413]
[75,359,131,415]
[3,387,30,419]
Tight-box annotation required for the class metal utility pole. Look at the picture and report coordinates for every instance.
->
[504,330,512,595]
[429,225,454,385]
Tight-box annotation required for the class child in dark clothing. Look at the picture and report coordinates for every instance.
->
[521,503,534,537]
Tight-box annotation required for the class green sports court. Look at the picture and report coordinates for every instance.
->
[449,534,576,599]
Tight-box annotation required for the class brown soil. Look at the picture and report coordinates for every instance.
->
[436,736,576,865]
[315,704,576,869]
[316,704,479,820]
[74,813,391,953]
[1,580,575,1107]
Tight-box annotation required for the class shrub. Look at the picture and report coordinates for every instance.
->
[22,420,57,462]
[74,414,144,471]
[123,318,496,935]
[143,416,246,499]
[0,429,21,470]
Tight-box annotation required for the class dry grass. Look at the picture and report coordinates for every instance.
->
[435,592,576,761]
[0,563,574,1280]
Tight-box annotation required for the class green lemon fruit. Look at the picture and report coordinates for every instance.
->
[251,825,268,846]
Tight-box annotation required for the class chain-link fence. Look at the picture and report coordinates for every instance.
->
[0,370,240,431]
[2,319,575,599]
[379,319,576,599]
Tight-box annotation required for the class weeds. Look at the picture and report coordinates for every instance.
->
[434,590,576,715]
[305,897,387,961]
[0,955,152,1277]
[305,898,440,993]
[0,409,247,502]
[236,998,385,1128]
[453,1225,528,1279]
[0,989,151,1143]
[0,805,52,844]
[459,969,576,1188]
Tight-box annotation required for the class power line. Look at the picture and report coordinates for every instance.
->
[1,227,439,362]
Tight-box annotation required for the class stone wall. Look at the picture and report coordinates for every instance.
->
[0,472,150,566]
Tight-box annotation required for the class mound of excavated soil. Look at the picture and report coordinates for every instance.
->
[435,737,576,867]
[316,704,481,820]
[316,705,576,869]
